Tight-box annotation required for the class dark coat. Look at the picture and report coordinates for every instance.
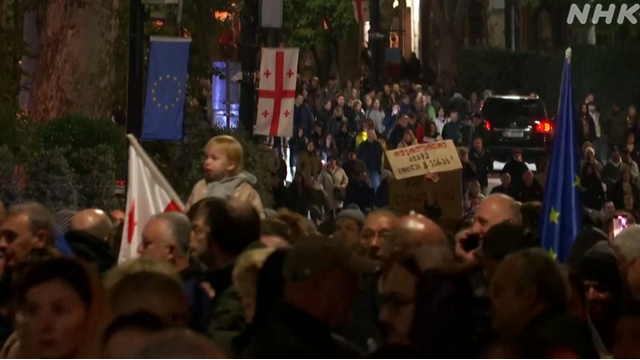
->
[344,180,375,212]
[490,184,519,199]
[357,140,384,173]
[502,159,529,190]
[65,230,116,275]
[245,302,363,359]
[610,180,640,210]
[470,149,494,188]
[518,179,544,203]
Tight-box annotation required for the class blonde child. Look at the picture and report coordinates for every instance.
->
[185,135,264,217]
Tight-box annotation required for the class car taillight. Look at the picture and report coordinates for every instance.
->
[536,120,552,133]
[117,181,125,186]
[484,120,491,131]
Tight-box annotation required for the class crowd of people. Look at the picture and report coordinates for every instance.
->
[2,73,640,359]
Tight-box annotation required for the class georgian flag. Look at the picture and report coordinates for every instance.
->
[352,0,370,23]
[119,134,184,263]
[255,47,299,137]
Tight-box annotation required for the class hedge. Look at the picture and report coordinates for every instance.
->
[460,45,640,113]
[0,115,274,210]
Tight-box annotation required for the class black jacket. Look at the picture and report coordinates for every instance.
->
[518,180,544,203]
[65,230,116,275]
[470,149,494,188]
[517,311,598,359]
[490,184,519,199]
[245,302,363,358]
[502,159,529,190]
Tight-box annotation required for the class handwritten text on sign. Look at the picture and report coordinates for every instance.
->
[385,140,462,180]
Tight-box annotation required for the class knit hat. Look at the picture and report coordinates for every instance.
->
[282,235,376,282]
[337,204,365,226]
[578,241,622,295]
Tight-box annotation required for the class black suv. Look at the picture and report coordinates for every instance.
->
[480,95,553,166]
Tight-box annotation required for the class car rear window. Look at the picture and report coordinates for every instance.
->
[481,98,547,120]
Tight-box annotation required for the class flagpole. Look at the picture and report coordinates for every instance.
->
[126,134,186,209]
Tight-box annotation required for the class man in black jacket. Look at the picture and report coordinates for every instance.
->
[490,173,519,199]
[470,136,493,194]
[502,149,529,191]
[246,237,366,358]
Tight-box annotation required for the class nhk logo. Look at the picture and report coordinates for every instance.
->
[567,3,640,24]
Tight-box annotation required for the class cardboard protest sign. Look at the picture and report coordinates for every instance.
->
[388,170,462,232]
[385,140,462,180]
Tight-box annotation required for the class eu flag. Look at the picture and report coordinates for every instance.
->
[539,48,582,263]
[142,36,192,141]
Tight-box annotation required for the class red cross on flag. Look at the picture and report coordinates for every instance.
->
[352,0,370,23]
[119,134,184,263]
[256,47,299,137]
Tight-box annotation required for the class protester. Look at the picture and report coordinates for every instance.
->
[502,149,529,190]
[334,205,366,251]
[202,198,261,343]
[106,259,189,327]
[101,311,167,358]
[489,248,598,358]
[13,258,108,358]
[245,237,366,358]
[185,135,264,216]
[232,247,276,324]
[137,212,212,334]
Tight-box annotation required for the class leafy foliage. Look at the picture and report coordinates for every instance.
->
[460,45,640,112]
[0,145,21,204]
[0,0,28,150]
[35,116,127,173]
[281,0,358,50]
[22,147,79,212]
[69,145,120,210]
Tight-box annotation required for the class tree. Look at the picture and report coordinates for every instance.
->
[0,0,27,148]
[431,0,470,92]
[30,0,119,122]
[280,0,358,81]
[23,147,79,212]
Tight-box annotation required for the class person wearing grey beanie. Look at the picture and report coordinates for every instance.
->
[335,205,366,250]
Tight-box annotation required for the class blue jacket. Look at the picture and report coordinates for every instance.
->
[294,104,314,137]
[55,228,73,256]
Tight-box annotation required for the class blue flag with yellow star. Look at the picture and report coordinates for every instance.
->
[142,36,192,141]
[539,48,582,263]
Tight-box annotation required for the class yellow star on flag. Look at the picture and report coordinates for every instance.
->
[159,76,163,80]
[166,74,170,78]
[549,248,557,260]
[152,97,156,102]
[165,105,169,110]
[549,207,560,224]
[573,174,582,189]
[173,76,177,81]
[157,103,161,107]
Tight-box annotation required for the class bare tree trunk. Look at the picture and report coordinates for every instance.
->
[31,0,119,122]
[431,0,467,92]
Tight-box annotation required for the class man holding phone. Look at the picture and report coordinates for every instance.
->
[455,194,523,265]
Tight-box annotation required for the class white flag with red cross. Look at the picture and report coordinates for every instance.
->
[256,47,299,137]
[352,0,370,23]
[119,134,184,263]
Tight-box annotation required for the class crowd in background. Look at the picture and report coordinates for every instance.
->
[1,75,640,359]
